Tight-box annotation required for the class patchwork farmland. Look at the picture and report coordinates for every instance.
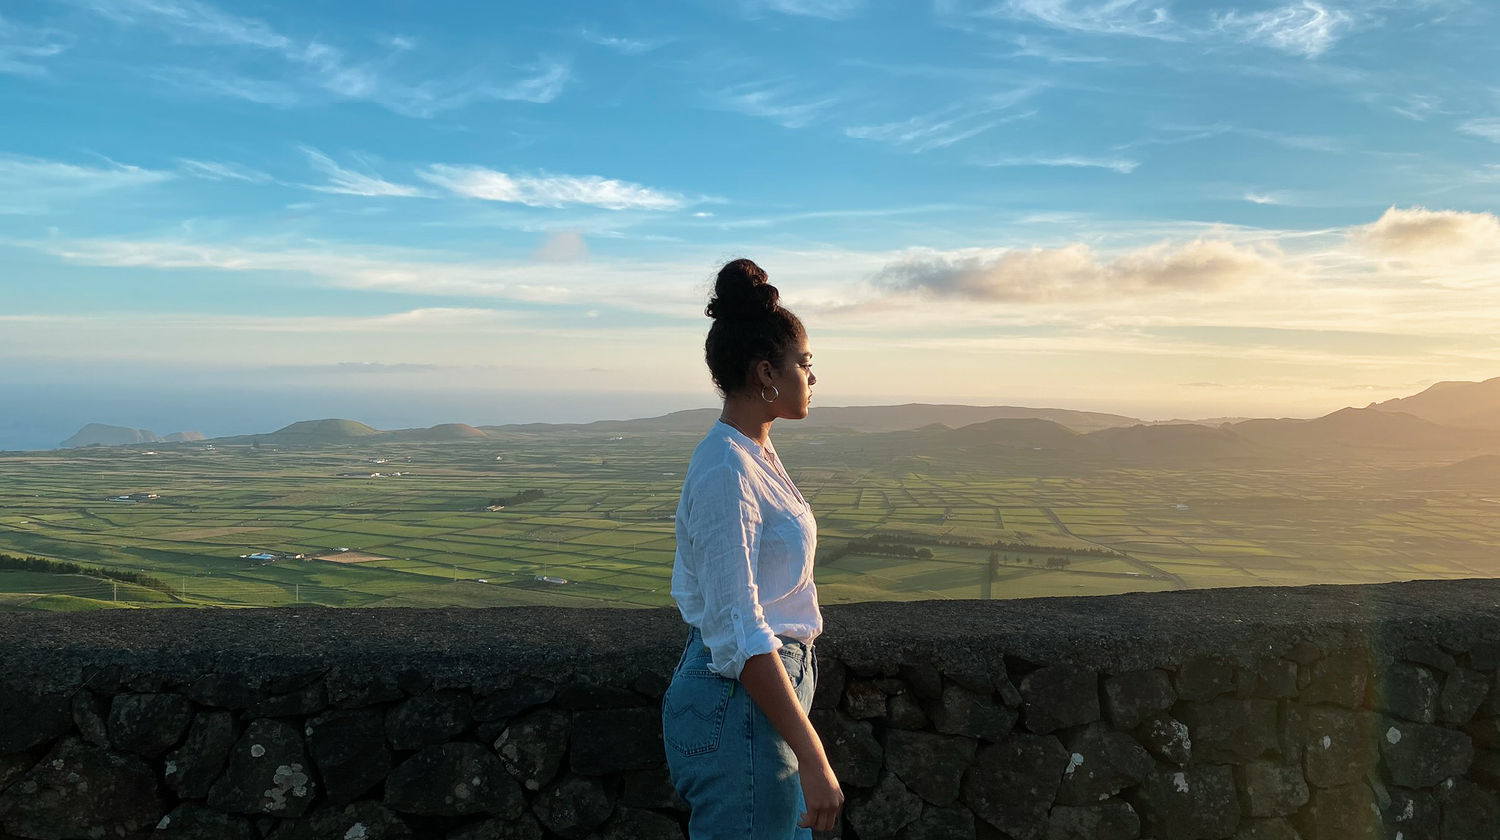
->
[1,426,1498,610]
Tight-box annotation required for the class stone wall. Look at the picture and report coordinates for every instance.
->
[4,579,1500,839]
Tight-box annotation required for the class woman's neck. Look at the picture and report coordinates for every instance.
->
[719,399,772,447]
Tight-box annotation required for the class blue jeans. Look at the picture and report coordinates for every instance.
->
[663,625,818,840]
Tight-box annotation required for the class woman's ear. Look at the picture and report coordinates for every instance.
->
[754,359,776,388]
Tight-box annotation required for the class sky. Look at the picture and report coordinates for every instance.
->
[3,0,1500,447]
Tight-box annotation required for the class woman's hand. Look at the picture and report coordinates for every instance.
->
[797,759,843,832]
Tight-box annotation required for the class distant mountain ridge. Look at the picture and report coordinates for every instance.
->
[51,374,1500,460]
[483,404,1143,436]
[60,424,204,448]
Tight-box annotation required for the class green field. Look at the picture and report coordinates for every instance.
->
[2,429,1498,611]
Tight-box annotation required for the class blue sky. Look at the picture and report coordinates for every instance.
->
[3,0,1500,444]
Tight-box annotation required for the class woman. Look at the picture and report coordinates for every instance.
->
[662,258,844,838]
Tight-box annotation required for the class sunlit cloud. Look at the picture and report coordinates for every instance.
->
[302,147,425,198]
[418,165,687,210]
[873,239,1284,303]
[1214,1,1355,58]
[1358,206,1500,262]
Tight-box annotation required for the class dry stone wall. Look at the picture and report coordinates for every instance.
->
[3,579,1500,839]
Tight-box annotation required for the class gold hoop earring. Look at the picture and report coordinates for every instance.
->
[760,385,780,403]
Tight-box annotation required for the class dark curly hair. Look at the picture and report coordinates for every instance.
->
[704,258,806,397]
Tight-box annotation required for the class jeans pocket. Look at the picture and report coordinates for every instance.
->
[777,647,807,690]
[663,671,733,756]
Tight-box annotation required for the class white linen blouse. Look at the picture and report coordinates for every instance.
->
[671,420,823,680]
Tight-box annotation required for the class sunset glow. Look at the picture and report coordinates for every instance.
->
[3,1,1499,447]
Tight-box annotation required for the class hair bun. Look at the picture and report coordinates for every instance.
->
[706,258,780,320]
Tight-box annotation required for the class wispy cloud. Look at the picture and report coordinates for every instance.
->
[483,60,571,105]
[846,107,1034,153]
[845,86,1041,153]
[81,0,290,48]
[744,0,864,19]
[711,81,832,129]
[1121,123,1342,153]
[1214,2,1355,58]
[0,308,517,337]
[0,154,173,214]
[0,15,70,76]
[979,155,1139,173]
[179,159,272,182]
[1004,33,1110,63]
[21,235,702,313]
[874,239,1282,302]
[1458,118,1500,143]
[1385,93,1442,122]
[697,204,963,230]
[1238,127,1343,153]
[152,67,302,106]
[418,165,686,210]
[302,148,425,198]
[578,28,668,54]
[1244,192,1279,205]
[962,0,1178,39]
[81,0,570,116]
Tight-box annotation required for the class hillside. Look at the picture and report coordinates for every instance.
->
[268,419,381,443]
[1371,376,1500,430]
[1399,454,1500,491]
[1233,407,1495,452]
[385,423,488,442]
[162,431,206,442]
[941,417,1088,450]
[1086,423,1261,462]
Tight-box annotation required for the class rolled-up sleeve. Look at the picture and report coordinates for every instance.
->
[686,463,783,680]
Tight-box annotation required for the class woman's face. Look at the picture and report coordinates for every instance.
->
[769,338,816,420]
